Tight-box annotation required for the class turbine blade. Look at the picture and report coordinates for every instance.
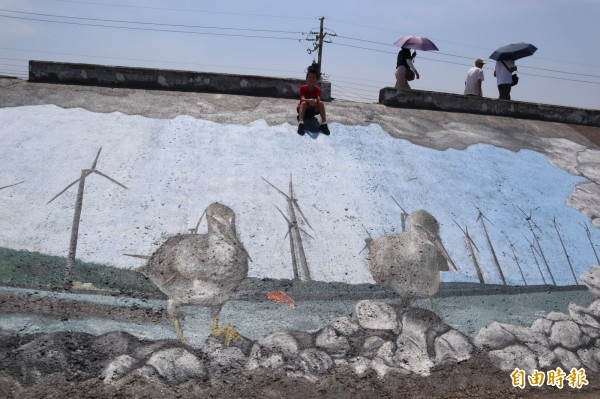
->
[193,209,206,234]
[523,234,534,247]
[123,253,151,260]
[292,199,313,230]
[274,205,292,225]
[453,219,468,236]
[91,147,103,170]
[0,180,25,190]
[390,194,408,214]
[262,177,289,199]
[516,205,528,218]
[298,226,313,240]
[473,205,494,225]
[359,244,368,254]
[92,170,128,189]
[454,220,480,252]
[46,171,91,204]
[464,226,480,252]
[360,222,373,240]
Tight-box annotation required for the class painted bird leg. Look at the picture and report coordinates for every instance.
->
[211,316,241,347]
[173,318,189,345]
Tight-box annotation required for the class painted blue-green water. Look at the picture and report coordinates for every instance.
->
[0,286,594,348]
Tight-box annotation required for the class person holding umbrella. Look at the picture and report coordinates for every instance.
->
[493,59,517,100]
[393,36,439,90]
[395,47,419,90]
[490,42,537,100]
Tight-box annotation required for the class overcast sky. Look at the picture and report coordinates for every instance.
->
[1,0,599,108]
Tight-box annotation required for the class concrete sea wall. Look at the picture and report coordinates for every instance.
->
[29,60,332,101]
[379,87,600,127]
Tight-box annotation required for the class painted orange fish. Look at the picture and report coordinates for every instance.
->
[267,291,296,309]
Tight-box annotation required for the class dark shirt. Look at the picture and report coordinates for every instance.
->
[396,48,412,68]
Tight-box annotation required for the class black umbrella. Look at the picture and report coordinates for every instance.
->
[489,42,537,61]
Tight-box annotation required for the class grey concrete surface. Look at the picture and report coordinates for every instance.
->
[1,77,597,151]
[379,87,600,127]
[28,60,332,101]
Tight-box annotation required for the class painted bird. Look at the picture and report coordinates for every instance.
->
[138,202,249,346]
[368,210,457,307]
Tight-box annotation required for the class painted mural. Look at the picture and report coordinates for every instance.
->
[1,104,600,395]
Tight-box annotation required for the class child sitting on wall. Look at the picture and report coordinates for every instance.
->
[297,66,329,136]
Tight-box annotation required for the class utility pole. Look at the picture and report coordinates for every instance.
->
[303,17,336,79]
[317,17,325,76]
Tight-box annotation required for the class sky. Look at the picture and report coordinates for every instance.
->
[1,104,599,287]
[0,0,599,109]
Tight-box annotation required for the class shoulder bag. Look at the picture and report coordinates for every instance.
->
[502,61,519,86]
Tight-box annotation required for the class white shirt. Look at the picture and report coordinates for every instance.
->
[464,67,484,95]
[494,60,515,85]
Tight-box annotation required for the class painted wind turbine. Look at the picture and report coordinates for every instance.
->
[47,147,128,290]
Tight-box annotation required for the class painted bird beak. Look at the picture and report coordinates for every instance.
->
[433,237,458,272]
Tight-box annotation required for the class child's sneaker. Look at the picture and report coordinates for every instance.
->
[319,123,330,135]
[297,123,305,135]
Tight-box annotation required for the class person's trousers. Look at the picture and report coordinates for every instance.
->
[395,66,411,90]
[498,84,511,100]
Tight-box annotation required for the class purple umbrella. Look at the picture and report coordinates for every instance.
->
[393,35,439,51]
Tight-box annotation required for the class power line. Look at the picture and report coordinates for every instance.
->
[0,70,27,76]
[0,63,25,68]
[332,84,378,101]
[330,41,395,54]
[330,80,380,94]
[513,71,600,85]
[328,74,389,85]
[326,17,401,34]
[336,35,484,62]
[336,34,395,47]
[0,8,305,34]
[0,14,301,41]
[333,91,377,102]
[329,42,600,84]
[0,46,302,77]
[333,35,600,78]
[49,0,316,20]
[0,57,29,62]
[329,20,600,70]
[329,79,382,90]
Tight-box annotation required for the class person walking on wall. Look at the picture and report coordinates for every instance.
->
[464,58,486,97]
[395,47,419,90]
[494,59,517,100]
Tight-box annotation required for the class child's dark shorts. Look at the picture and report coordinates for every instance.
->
[296,105,318,119]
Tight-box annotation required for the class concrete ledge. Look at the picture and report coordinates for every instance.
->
[29,60,331,101]
[379,87,600,127]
